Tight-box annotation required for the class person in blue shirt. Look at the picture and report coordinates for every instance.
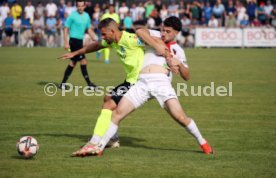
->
[203,2,212,25]
[247,0,257,23]
[45,15,57,47]
[123,12,134,33]
[59,0,96,90]
[4,13,14,45]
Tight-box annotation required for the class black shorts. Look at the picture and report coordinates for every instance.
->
[110,81,133,105]
[5,28,13,37]
[69,38,85,62]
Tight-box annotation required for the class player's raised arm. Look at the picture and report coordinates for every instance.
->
[136,28,167,56]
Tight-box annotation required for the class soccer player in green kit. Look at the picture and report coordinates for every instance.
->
[59,18,166,151]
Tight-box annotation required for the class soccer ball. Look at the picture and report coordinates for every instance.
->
[16,136,39,159]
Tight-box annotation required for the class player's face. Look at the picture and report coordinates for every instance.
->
[101,27,115,44]
[161,26,178,43]
[76,2,86,14]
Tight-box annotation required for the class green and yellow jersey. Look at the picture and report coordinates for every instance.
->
[101,31,145,84]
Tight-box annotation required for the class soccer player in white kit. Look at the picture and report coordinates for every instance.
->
[74,16,213,156]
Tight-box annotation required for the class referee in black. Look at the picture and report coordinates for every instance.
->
[60,0,96,89]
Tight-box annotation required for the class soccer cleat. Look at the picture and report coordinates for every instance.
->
[104,60,110,64]
[88,82,98,90]
[58,83,69,90]
[71,142,103,157]
[200,141,213,154]
[106,138,120,148]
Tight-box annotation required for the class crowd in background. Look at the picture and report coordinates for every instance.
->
[0,0,275,48]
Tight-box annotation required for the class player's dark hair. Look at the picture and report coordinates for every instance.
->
[98,18,117,29]
[76,0,85,3]
[163,16,182,32]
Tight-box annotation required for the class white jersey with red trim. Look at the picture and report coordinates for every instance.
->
[141,30,188,71]
[166,41,189,69]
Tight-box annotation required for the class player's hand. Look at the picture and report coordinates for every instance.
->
[64,42,70,51]
[58,52,76,60]
[167,57,181,74]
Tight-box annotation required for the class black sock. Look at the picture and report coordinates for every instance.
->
[80,65,92,85]
[61,65,74,84]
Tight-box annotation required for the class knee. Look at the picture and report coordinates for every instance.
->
[102,99,116,110]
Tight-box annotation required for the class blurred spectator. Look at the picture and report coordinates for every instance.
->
[145,1,155,18]
[251,17,261,27]
[236,1,247,26]
[58,0,66,23]
[20,14,33,47]
[85,1,94,19]
[45,0,57,18]
[257,2,266,24]
[271,4,276,27]
[178,0,185,19]
[65,1,76,16]
[160,5,168,21]
[212,0,225,26]
[203,2,212,25]
[168,0,179,17]
[155,0,162,12]
[130,3,139,22]
[239,14,249,28]
[13,15,21,45]
[11,1,22,19]
[123,12,134,33]
[101,4,120,24]
[179,15,193,47]
[225,12,237,27]
[24,1,35,24]
[93,3,101,21]
[93,3,101,20]
[264,0,273,24]
[225,0,236,16]
[36,2,45,19]
[32,13,44,46]
[208,15,219,27]
[3,12,13,45]
[147,8,161,30]
[45,15,57,47]
[136,2,145,18]
[118,2,129,22]
[247,0,257,23]
[190,1,201,22]
[0,14,3,47]
[0,2,10,20]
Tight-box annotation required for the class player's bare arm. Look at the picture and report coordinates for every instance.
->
[58,42,105,60]
[136,28,167,56]
[63,27,70,50]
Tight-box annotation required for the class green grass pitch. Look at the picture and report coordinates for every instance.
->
[0,47,275,177]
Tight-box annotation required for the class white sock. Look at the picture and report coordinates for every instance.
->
[98,122,118,150]
[186,119,206,145]
[90,135,102,145]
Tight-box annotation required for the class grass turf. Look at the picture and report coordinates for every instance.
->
[0,47,275,177]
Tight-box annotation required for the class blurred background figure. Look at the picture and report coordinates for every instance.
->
[45,15,57,48]
[12,15,21,46]
[20,14,33,47]
[32,13,44,46]
[24,0,35,24]
[11,1,22,19]
[3,12,13,46]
